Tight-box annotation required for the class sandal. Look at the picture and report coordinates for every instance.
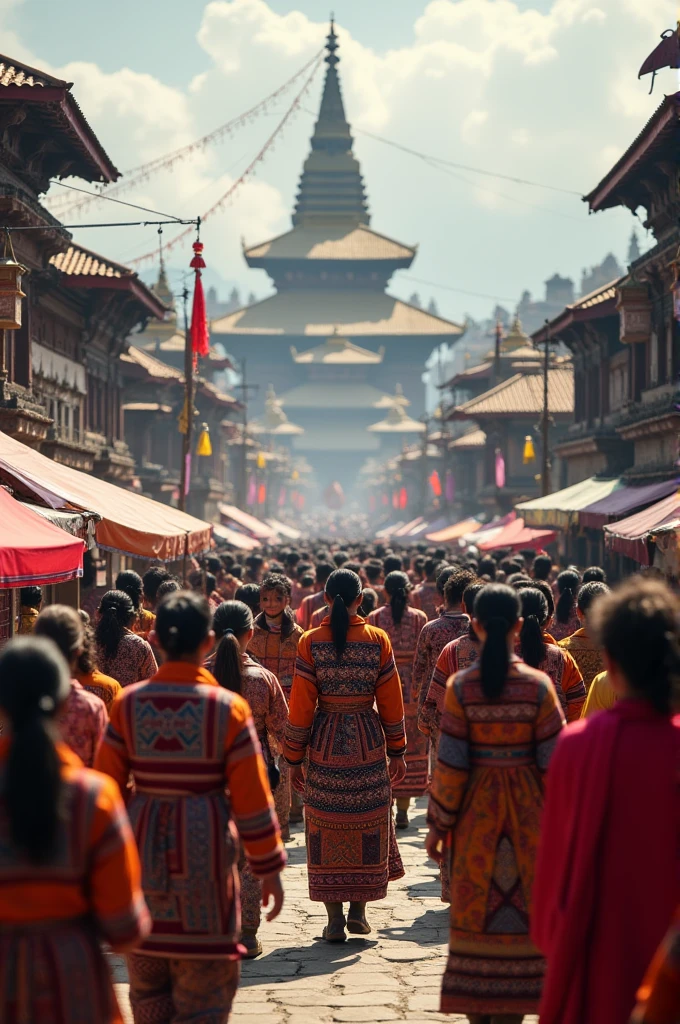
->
[346,914,371,935]
[322,916,347,943]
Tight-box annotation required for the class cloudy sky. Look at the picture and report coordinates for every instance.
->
[4,0,677,322]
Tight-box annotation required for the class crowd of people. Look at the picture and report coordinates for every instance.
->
[1,540,679,1024]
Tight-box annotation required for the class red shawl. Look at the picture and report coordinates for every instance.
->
[532,701,680,1024]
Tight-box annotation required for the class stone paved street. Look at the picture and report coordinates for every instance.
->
[112,798,538,1023]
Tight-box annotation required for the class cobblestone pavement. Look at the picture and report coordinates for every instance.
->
[111,797,538,1023]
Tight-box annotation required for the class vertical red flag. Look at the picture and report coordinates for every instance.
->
[190,240,210,368]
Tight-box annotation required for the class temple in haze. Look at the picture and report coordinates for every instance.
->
[211,20,463,488]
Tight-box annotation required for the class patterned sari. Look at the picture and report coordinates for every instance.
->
[284,616,406,903]
[428,657,565,1016]
[368,603,428,797]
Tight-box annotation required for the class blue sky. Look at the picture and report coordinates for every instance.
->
[4,0,676,322]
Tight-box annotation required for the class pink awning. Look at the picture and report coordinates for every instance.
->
[603,490,680,564]
[212,523,261,551]
[426,518,481,543]
[478,516,556,552]
[218,504,278,541]
[1,489,84,587]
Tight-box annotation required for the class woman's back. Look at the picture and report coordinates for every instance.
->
[304,618,393,696]
[368,604,426,651]
[97,630,157,686]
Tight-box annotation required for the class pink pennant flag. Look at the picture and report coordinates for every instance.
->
[247,474,257,506]
[495,449,506,489]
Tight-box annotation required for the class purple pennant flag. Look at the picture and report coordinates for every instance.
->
[247,474,257,506]
[184,454,191,496]
[445,470,455,503]
[495,449,506,489]
[278,486,286,508]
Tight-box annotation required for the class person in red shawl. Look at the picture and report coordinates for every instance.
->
[532,577,680,1024]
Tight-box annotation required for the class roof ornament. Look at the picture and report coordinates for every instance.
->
[638,23,680,93]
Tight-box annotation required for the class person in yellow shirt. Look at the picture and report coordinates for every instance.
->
[582,669,617,717]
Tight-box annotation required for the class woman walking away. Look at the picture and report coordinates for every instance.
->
[284,568,406,942]
[368,571,427,829]
[95,590,157,686]
[34,604,108,766]
[517,588,586,722]
[96,592,285,1024]
[550,568,581,641]
[426,584,565,1023]
[557,580,609,691]
[75,622,122,712]
[532,578,680,1024]
[116,569,155,638]
[211,599,289,957]
[0,637,150,1023]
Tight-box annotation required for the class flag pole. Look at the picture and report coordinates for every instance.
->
[179,283,193,514]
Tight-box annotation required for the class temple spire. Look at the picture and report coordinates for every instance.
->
[292,18,370,227]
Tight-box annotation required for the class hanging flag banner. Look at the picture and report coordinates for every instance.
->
[429,470,442,498]
[247,474,257,506]
[190,240,210,367]
[445,471,455,503]
[184,454,191,496]
[495,448,506,489]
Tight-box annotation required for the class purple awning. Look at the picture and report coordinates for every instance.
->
[579,477,679,529]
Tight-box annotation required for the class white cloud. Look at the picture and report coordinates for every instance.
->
[4,0,675,317]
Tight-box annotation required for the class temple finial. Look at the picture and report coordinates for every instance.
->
[326,15,339,67]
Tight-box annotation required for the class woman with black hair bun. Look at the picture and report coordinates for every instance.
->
[534,577,680,1024]
[0,637,150,1022]
[368,570,427,829]
[95,589,157,686]
[426,583,565,1023]
[517,588,587,722]
[284,568,407,942]
[551,568,581,641]
[209,600,289,958]
[96,591,286,1019]
[116,569,156,638]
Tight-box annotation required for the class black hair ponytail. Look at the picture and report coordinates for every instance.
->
[155,591,211,659]
[555,569,580,624]
[326,568,362,662]
[384,570,410,626]
[212,600,253,693]
[96,590,136,658]
[519,588,548,668]
[0,638,71,863]
[474,584,520,700]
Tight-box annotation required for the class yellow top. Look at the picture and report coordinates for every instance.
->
[581,670,617,718]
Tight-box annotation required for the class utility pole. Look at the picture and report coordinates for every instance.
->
[178,285,192,513]
[234,359,258,509]
[541,318,551,497]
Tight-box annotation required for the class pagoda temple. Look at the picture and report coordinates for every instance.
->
[211,20,463,488]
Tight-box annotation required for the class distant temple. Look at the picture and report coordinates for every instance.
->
[211,20,463,487]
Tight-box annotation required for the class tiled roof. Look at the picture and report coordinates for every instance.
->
[455,368,574,418]
[280,382,392,410]
[291,424,380,453]
[51,244,127,279]
[245,224,415,262]
[572,278,622,309]
[0,59,63,88]
[212,291,463,338]
[450,428,486,449]
[291,335,384,365]
[121,346,183,380]
[198,380,238,406]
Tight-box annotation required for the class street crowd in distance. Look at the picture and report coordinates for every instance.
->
[0,540,679,1024]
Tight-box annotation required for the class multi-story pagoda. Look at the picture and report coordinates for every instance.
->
[212,20,463,487]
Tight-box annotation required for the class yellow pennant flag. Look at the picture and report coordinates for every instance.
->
[178,397,189,435]
[523,435,536,464]
[196,423,212,457]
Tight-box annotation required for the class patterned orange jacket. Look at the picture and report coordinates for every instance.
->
[249,610,304,700]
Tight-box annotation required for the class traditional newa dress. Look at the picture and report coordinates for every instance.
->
[428,656,565,1016]
[96,662,285,1019]
[558,626,604,691]
[368,603,428,797]
[284,616,406,903]
[238,653,288,934]
[0,739,150,1024]
[412,580,440,621]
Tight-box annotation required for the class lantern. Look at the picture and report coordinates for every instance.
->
[196,423,212,456]
[256,451,266,469]
[523,435,536,464]
[615,279,651,344]
[0,235,27,330]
